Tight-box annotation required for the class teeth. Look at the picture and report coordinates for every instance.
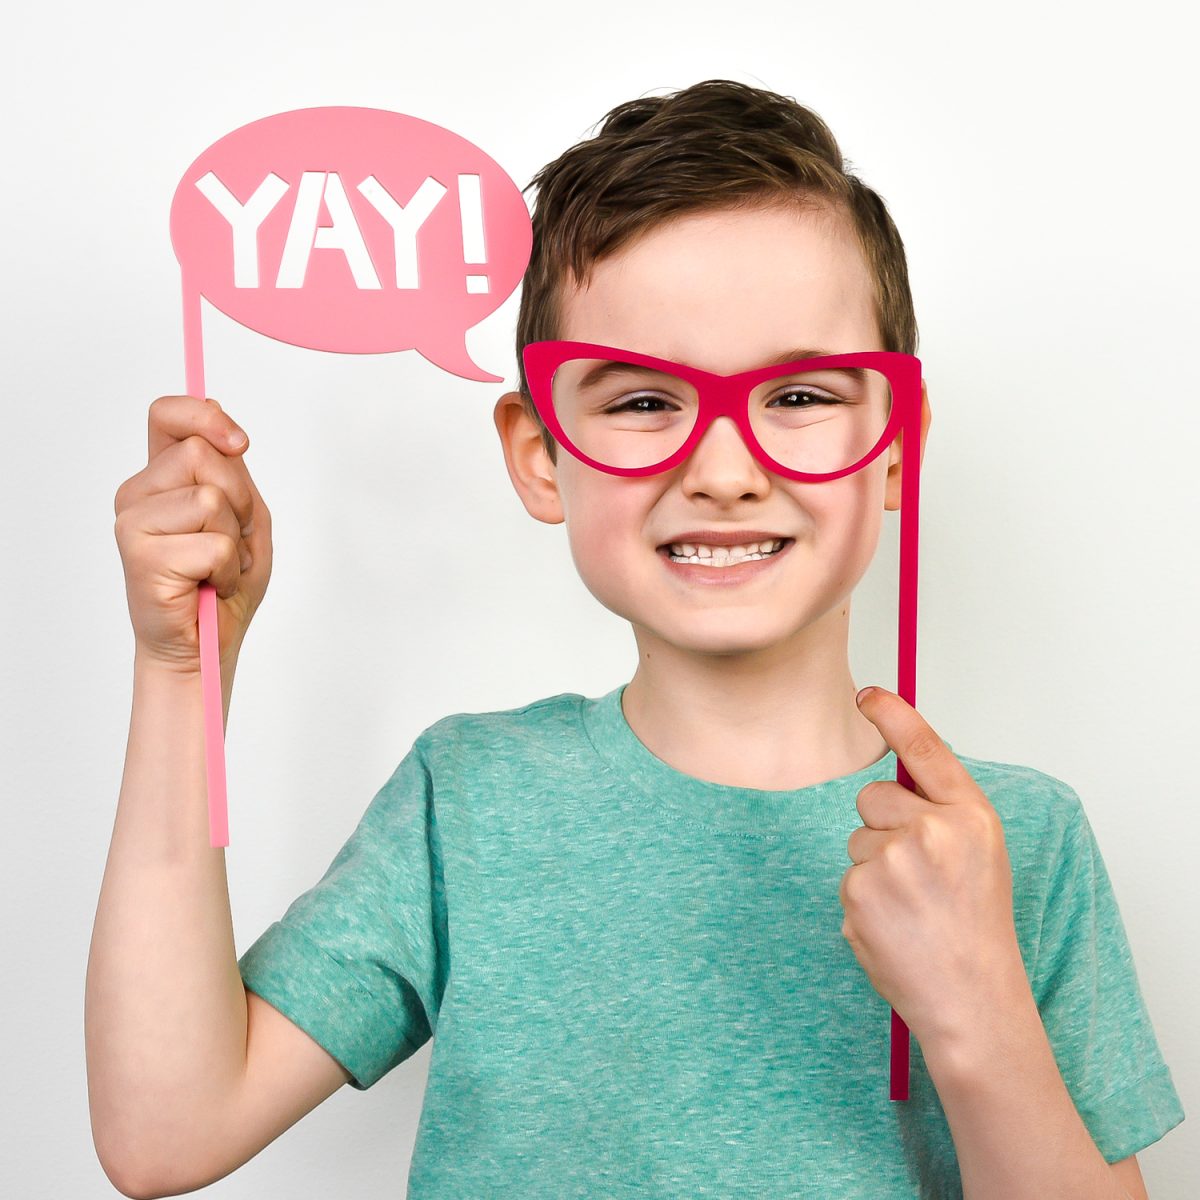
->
[666,539,785,565]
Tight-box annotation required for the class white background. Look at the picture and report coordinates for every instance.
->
[2,0,1195,1195]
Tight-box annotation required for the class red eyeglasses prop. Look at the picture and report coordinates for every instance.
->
[525,339,925,1101]
[169,106,532,851]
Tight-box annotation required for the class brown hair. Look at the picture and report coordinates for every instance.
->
[514,78,918,463]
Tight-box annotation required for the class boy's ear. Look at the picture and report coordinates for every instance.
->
[493,391,565,525]
[883,379,932,512]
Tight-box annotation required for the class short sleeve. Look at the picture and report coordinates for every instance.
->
[1030,796,1185,1160]
[237,736,448,1090]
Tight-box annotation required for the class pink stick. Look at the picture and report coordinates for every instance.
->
[197,583,229,847]
[182,280,229,848]
[889,382,923,1101]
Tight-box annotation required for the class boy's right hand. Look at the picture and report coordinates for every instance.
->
[113,395,272,674]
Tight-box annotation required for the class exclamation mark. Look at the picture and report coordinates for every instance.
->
[458,174,488,294]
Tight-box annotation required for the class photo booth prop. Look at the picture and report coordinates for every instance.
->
[170,105,532,852]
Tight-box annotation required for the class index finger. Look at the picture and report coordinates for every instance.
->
[856,687,974,803]
[148,394,249,463]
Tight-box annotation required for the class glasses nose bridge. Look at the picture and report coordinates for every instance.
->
[676,369,758,468]
[708,372,745,416]
[696,370,755,448]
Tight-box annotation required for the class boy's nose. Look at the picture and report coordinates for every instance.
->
[679,416,770,486]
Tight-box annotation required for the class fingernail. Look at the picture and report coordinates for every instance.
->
[240,547,252,571]
[241,519,254,537]
[228,428,247,449]
[856,687,876,706]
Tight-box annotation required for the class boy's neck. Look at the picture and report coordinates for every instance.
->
[621,623,888,792]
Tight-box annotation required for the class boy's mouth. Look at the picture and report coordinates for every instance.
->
[656,537,794,566]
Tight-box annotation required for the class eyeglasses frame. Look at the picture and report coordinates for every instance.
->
[521,339,921,482]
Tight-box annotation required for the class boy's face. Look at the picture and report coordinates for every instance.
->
[494,201,931,661]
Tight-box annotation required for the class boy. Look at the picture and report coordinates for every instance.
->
[90,79,1183,1197]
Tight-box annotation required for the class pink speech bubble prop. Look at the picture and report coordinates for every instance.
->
[169,107,533,849]
[172,106,531,383]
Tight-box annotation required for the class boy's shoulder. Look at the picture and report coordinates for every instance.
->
[413,690,591,767]
[948,747,1089,847]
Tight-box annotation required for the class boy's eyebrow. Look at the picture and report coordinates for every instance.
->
[767,347,837,365]
[574,359,675,389]
[767,349,871,383]
[573,348,866,389]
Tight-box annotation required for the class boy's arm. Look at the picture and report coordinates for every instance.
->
[847,691,1179,1196]
[85,655,347,1197]
[177,990,352,1192]
[1112,1155,1149,1200]
[921,987,1148,1199]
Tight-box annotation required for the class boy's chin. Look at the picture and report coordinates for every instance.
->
[632,615,805,658]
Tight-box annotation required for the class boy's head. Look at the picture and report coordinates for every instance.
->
[510,79,921,464]
[494,79,931,665]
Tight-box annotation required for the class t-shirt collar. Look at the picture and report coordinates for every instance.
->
[580,682,922,834]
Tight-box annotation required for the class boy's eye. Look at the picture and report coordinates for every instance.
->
[603,393,677,414]
[600,389,847,414]
[768,388,844,407]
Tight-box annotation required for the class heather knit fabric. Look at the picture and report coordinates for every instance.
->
[238,684,1184,1197]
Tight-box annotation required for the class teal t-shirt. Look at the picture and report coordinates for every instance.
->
[237,684,1185,1197]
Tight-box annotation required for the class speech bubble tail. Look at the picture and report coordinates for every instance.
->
[419,339,505,384]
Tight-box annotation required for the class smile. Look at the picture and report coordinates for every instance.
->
[665,538,786,565]
[657,538,795,583]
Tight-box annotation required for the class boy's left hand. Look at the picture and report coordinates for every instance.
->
[840,686,1030,1052]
